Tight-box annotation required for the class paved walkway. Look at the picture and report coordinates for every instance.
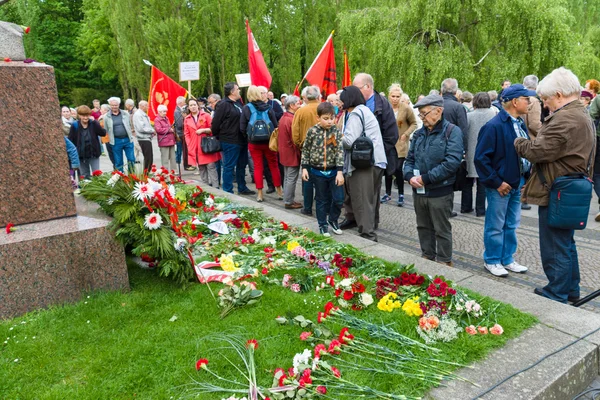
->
[97,141,600,313]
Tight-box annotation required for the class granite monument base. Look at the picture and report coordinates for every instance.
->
[0,215,129,319]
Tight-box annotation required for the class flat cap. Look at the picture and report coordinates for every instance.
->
[413,94,444,108]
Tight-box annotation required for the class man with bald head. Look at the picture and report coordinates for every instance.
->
[340,73,399,230]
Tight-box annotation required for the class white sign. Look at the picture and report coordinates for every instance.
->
[179,62,200,81]
[235,73,252,88]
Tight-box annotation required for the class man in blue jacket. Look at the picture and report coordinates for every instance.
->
[404,94,463,266]
[475,84,533,277]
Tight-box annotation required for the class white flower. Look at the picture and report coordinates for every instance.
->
[167,184,176,198]
[338,299,349,308]
[147,179,163,193]
[174,238,187,251]
[144,212,163,230]
[205,196,214,206]
[339,278,353,288]
[251,229,261,242]
[360,293,374,307]
[261,236,276,246]
[216,202,225,210]
[132,182,154,201]
[292,349,312,374]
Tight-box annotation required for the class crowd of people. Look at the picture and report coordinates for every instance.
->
[61,67,600,305]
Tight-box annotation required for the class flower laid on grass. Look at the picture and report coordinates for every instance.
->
[333,276,373,310]
[416,311,461,344]
[195,358,209,370]
[401,296,423,317]
[92,170,103,177]
[217,283,263,319]
[377,292,401,312]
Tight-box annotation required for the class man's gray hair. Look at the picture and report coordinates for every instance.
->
[429,89,440,96]
[125,98,135,107]
[537,67,581,98]
[176,96,186,105]
[138,100,148,108]
[284,95,300,110]
[304,85,321,100]
[208,93,221,102]
[354,73,374,88]
[441,78,458,95]
[108,97,121,105]
[487,90,498,101]
[100,104,110,111]
[523,75,539,90]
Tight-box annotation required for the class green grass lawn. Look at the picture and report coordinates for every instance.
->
[0,259,537,400]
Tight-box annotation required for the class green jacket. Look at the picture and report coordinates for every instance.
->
[301,124,344,171]
[589,96,600,136]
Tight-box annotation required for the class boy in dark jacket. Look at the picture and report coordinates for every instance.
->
[301,102,345,237]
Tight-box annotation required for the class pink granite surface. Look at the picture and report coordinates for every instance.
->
[0,216,129,319]
[0,62,76,227]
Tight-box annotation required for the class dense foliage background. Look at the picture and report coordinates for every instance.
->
[2,0,599,105]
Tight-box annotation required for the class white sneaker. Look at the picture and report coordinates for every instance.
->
[485,263,508,277]
[504,262,528,273]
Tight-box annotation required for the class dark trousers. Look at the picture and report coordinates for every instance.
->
[311,171,344,229]
[413,192,454,263]
[303,178,314,212]
[461,178,486,215]
[593,136,600,209]
[138,140,153,172]
[346,167,384,241]
[106,143,115,169]
[221,142,250,194]
[538,206,580,303]
[385,157,405,197]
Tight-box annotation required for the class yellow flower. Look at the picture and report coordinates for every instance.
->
[287,241,300,252]
[401,297,423,317]
[377,293,401,312]
[219,254,238,272]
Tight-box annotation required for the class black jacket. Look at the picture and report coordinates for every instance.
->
[442,94,469,150]
[211,97,245,145]
[240,101,278,143]
[174,106,185,137]
[68,119,106,159]
[373,93,399,175]
[268,99,284,121]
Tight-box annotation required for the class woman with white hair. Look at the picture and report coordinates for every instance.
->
[515,67,595,304]
[154,104,177,172]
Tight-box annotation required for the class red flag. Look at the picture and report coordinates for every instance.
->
[293,81,300,97]
[303,31,337,96]
[246,19,272,88]
[343,47,351,88]
[148,66,188,123]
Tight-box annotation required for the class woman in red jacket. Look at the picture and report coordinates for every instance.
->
[185,98,221,187]
[154,104,178,172]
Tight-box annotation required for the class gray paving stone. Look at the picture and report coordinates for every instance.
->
[427,324,598,400]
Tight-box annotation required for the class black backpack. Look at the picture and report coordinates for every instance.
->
[247,103,274,143]
[349,109,374,169]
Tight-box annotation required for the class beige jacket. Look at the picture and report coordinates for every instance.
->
[523,96,542,138]
[514,100,595,206]
[394,102,418,158]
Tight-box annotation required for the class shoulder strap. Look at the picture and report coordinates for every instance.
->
[247,103,256,114]
[443,122,455,141]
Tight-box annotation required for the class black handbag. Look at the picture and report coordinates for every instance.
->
[350,110,374,169]
[453,160,468,191]
[201,135,221,154]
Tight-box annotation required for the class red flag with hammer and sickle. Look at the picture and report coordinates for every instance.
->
[303,32,338,96]
[148,66,188,123]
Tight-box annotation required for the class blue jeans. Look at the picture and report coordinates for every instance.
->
[302,178,314,212]
[310,170,344,228]
[221,142,250,193]
[483,178,522,265]
[112,137,135,172]
[538,206,580,303]
[175,138,183,164]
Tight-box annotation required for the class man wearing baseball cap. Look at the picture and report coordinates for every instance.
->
[474,84,534,277]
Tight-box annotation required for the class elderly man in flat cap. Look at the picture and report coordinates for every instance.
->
[403,94,464,266]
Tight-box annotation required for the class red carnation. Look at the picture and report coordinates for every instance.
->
[5,223,16,234]
[314,344,327,358]
[343,290,354,301]
[328,339,342,354]
[316,385,327,394]
[324,301,338,316]
[352,282,366,293]
[195,358,208,370]
[261,267,269,275]
[317,312,326,323]
[246,339,259,350]
[92,170,103,177]
[331,366,341,378]
[334,288,342,297]
[280,221,289,230]
[339,327,354,343]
